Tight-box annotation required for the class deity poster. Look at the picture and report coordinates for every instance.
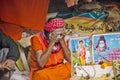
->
[69,36,91,66]
[92,33,120,64]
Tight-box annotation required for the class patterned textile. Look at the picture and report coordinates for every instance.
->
[44,18,65,32]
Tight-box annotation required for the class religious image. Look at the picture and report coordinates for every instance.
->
[92,33,120,64]
[69,36,91,67]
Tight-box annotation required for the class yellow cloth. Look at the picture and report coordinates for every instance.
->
[80,56,86,66]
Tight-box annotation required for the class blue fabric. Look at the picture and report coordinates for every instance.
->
[56,11,108,20]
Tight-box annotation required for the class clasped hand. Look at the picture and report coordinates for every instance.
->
[49,28,65,42]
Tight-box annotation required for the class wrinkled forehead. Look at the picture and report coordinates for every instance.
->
[55,27,65,30]
[49,27,65,33]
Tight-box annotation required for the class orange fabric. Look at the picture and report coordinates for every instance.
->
[101,61,113,69]
[33,63,71,80]
[30,33,71,80]
[0,23,23,41]
[0,0,50,40]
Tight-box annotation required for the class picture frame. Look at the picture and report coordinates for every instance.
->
[69,36,91,67]
[92,32,120,64]
[69,36,92,76]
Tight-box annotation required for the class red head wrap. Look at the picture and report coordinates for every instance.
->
[44,18,65,32]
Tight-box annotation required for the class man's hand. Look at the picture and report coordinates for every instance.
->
[49,28,65,42]
[65,0,78,7]
[3,59,15,70]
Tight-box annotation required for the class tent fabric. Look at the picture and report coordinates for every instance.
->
[0,0,50,41]
[0,23,23,41]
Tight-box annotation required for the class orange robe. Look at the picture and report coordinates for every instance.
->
[30,33,71,80]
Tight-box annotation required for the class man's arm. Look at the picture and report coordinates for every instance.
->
[59,37,71,62]
[0,31,20,61]
[0,30,20,69]
[34,40,56,68]
[31,34,57,68]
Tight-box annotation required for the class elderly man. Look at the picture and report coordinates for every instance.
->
[30,18,71,80]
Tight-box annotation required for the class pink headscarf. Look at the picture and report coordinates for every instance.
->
[44,18,65,32]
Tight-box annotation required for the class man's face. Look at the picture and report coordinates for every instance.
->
[49,27,65,40]
[54,27,65,35]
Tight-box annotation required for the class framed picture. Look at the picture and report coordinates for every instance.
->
[92,33,120,64]
[69,36,91,67]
